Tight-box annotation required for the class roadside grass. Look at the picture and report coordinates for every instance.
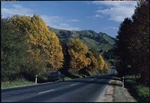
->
[1,78,35,89]
[64,77,72,81]
[1,70,107,89]
[73,73,83,78]
[125,76,150,102]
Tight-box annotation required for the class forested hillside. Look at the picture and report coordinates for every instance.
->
[48,27,116,55]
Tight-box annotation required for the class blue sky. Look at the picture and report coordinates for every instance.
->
[1,1,137,38]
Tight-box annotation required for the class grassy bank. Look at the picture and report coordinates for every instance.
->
[125,76,150,102]
[1,78,35,89]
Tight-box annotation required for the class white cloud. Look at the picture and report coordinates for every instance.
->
[86,14,103,20]
[41,15,80,30]
[2,4,34,17]
[40,15,63,25]
[67,19,80,22]
[95,14,102,18]
[92,1,137,22]
[2,4,80,31]
[103,26,118,31]
[52,23,80,31]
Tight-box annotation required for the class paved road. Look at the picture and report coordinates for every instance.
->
[2,68,116,102]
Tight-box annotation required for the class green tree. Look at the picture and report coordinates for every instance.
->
[115,18,133,76]
[59,41,71,76]
[130,2,149,83]
[1,18,28,81]
[115,2,149,85]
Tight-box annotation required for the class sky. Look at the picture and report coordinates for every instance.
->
[1,1,138,38]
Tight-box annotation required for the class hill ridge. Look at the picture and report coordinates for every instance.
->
[48,26,116,55]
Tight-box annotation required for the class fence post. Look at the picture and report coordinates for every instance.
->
[35,75,37,84]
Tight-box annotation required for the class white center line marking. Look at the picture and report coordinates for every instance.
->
[70,83,78,86]
[38,89,55,94]
[90,78,96,81]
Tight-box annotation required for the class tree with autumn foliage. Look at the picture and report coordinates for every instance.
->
[68,38,91,72]
[86,50,98,71]
[103,61,109,73]
[98,55,105,71]
[2,14,64,79]
[86,48,109,73]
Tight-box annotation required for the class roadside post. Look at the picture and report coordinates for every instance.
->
[35,75,38,84]
[122,77,124,88]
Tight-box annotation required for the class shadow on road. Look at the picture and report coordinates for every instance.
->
[63,74,122,87]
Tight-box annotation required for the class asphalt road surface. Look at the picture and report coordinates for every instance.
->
[2,68,116,102]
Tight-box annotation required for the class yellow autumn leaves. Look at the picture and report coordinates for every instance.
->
[2,14,109,79]
[68,38,91,71]
[68,38,109,73]
[10,14,64,75]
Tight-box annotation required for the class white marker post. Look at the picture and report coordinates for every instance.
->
[35,75,37,84]
[122,77,124,88]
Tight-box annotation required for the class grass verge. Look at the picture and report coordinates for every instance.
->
[1,78,35,89]
[125,77,150,102]
[64,77,72,81]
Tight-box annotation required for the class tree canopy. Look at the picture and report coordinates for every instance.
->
[115,2,149,84]
[1,15,64,81]
[68,38,91,71]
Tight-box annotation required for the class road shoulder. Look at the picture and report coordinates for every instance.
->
[97,77,137,102]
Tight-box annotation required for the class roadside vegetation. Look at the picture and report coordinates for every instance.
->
[125,76,149,102]
[115,2,149,102]
[1,78,34,89]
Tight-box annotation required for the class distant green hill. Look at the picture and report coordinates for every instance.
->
[48,26,116,55]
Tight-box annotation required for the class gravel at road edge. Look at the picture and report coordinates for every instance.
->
[97,77,137,102]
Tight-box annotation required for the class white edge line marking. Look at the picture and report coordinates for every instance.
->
[96,80,111,102]
[38,89,55,94]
